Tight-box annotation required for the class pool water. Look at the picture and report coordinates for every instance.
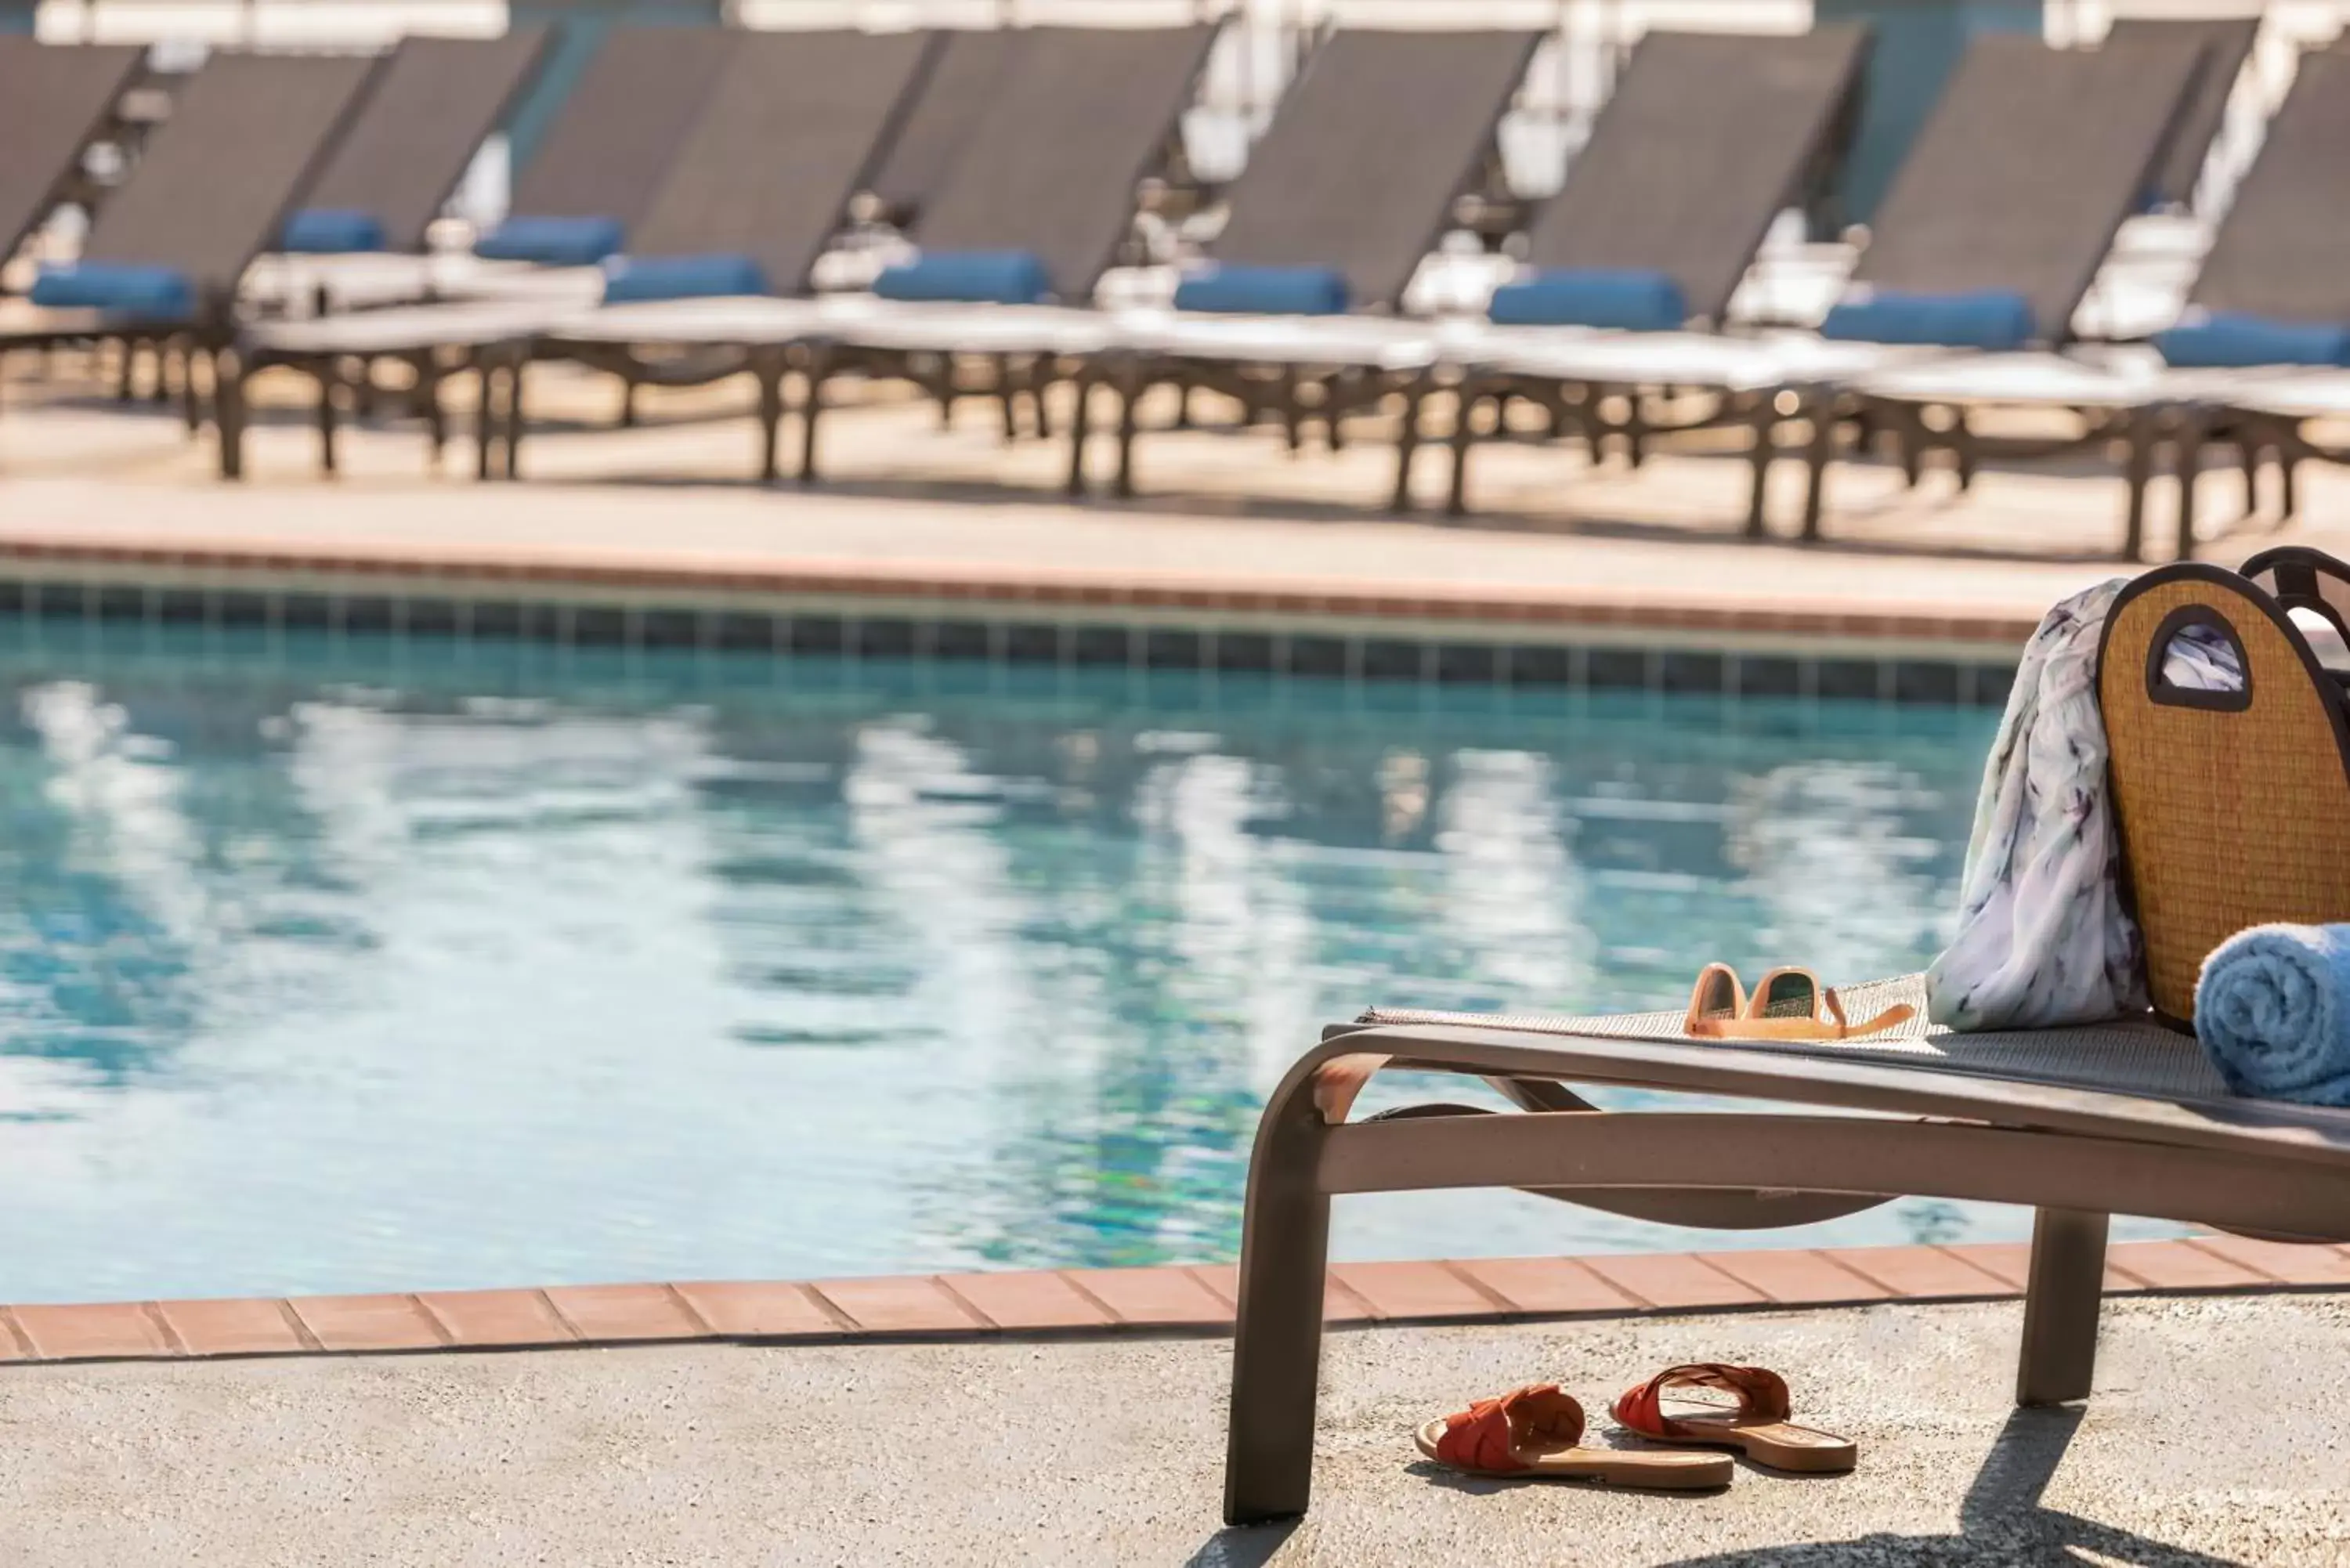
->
[0,617,2148,1304]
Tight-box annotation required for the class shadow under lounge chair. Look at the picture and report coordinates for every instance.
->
[247,31,555,311]
[1441,24,1871,522]
[1064,26,1544,504]
[0,38,147,278]
[2,52,380,420]
[1220,972,2350,1526]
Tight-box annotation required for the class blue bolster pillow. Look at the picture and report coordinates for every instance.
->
[2156,312,2350,370]
[280,208,387,254]
[475,215,625,266]
[1818,288,2037,351]
[1487,268,1686,331]
[1173,263,1349,316]
[30,262,197,319]
[601,252,771,304]
[873,250,1053,306]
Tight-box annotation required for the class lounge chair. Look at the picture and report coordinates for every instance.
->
[0,51,380,399]
[1447,29,2205,540]
[786,22,1220,483]
[1061,26,1545,501]
[0,39,146,279]
[863,28,1025,228]
[1437,24,1870,518]
[1221,973,2350,1523]
[247,31,555,312]
[1856,38,2343,563]
[2105,15,2260,210]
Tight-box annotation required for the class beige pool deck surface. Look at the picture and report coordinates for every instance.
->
[2,1287,2346,1565]
[5,359,2348,653]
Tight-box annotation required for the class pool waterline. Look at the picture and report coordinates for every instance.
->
[0,615,2172,1305]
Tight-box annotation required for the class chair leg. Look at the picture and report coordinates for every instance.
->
[1746,394,1776,538]
[2015,1206,2108,1407]
[1390,374,1427,514]
[1800,392,1835,541]
[1113,360,1143,499]
[214,347,247,482]
[2175,420,2206,562]
[1446,378,1484,518]
[2282,453,2301,522]
[1065,363,1095,497]
[316,365,340,477]
[2120,408,2153,562]
[754,349,786,483]
[474,360,499,482]
[1223,1083,1333,1526]
[799,345,833,483]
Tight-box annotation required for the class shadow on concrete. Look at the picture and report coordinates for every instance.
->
[1180,1522,1296,1568]
[1661,1405,2249,1567]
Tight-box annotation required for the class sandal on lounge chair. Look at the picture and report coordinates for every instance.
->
[1416,1383,1734,1489]
[1611,1363,1857,1474]
[1683,963,1914,1041]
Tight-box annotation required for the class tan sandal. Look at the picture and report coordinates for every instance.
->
[1611,1363,1856,1473]
[1683,964,1913,1042]
[1415,1383,1733,1490]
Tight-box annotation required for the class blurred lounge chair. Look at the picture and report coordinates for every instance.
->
[1065,26,1546,501]
[0,38,148,285]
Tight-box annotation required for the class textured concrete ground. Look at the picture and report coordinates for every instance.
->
[0,1293,2342,1566]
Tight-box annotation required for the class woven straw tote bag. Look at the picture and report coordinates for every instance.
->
[2096,561,2350,1028]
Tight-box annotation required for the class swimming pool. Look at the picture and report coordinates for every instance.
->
[0,612,2151,1304]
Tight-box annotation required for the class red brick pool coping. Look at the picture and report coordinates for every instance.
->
[5,1238,2345,1364]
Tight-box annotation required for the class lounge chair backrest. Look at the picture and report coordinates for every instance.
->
[866,28,1024,223]
[1522,26,1869,326]
[627,29,933,295]
[2098,562,2350,1027]
[2104,15,2258,208]
[913,24,1219,301]
[508,25,730,232]
[1847,31,2205,343]
[0,40,146,268]
[2187,49,2350,324]
[80,52,381,305]
[295,31,555,252]
[1204,28,1540,314]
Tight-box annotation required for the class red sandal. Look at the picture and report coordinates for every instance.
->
[1415,1383,1733,1490]
[1611,1363,1856,1473]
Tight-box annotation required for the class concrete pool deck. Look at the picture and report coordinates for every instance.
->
[8,361,2350,662]
[2,1289,2344,1565]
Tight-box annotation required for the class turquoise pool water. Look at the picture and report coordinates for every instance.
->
[0,617,2139,1303]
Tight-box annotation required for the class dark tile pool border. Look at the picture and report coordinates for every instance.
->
[0,1239,2340,1363]
[0,540,2028,706]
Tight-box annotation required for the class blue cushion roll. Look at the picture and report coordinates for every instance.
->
[2156,312,2350,370]
[601,252,771,304]
[475,215,626,266]
[30,262,197,319]
[1173,263,1350,316]
[1486,268,1686,331]
[2196,923,2350,1105]
[1818,288,2037,351]
[873,251,1053,306]
[280,208,388,255]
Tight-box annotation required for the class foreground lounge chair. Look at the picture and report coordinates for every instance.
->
[2,52,379,412]
[0,39,146,277]
[248,31,555,311]
[1065,26,1544,501]
[1223,972,2350,1523]
[1441,24,1869,519]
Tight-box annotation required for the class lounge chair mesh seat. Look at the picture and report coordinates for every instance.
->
[2106,15,2258,209]
[1840,31,2206,345]
[1198,27,1542,314]
[63,52,381,314]
[293,31,553,253]
[501,26,730,241]
[619,29,933,298]
[0,39,145,266]
[1362,974,2234,1103]
[1513,26,1869,327]
[2181,50,2350,327]
[909,24,1218,301]
[864,28,1023,224]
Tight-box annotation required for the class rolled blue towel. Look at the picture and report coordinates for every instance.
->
[2195,924,2350,1105]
